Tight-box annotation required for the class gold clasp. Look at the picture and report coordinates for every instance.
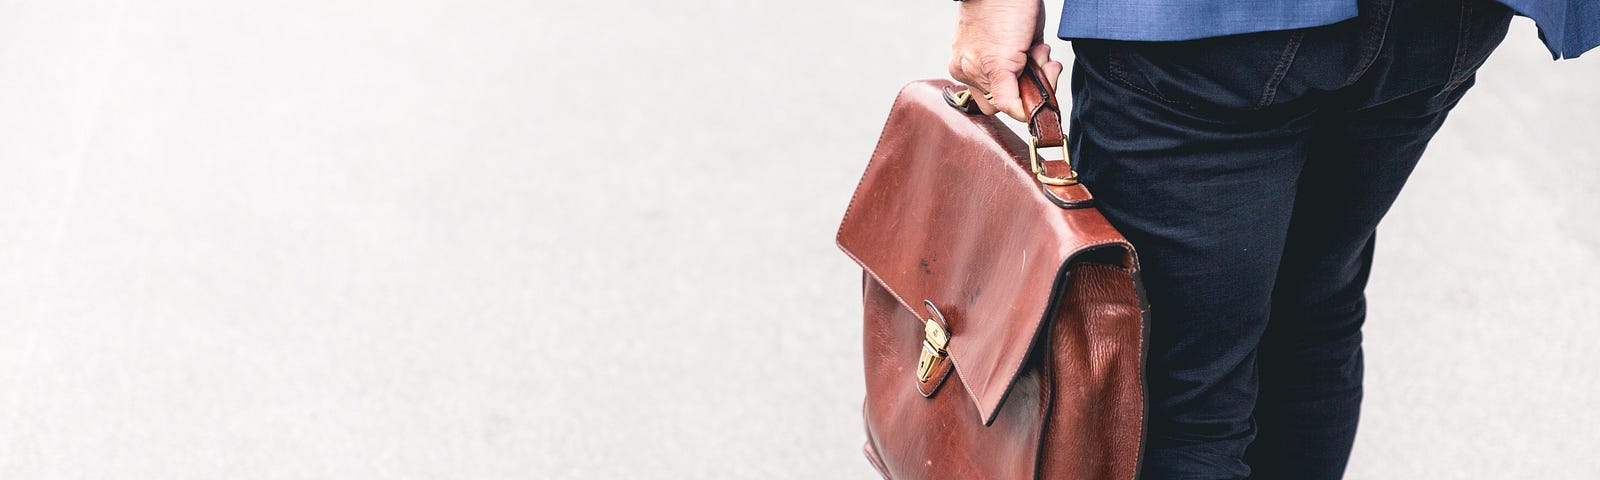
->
[951,88,972,106]
[1029,136,1080,186]
[916,315,949,383]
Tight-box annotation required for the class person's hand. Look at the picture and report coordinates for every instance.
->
[948,0,1063,122]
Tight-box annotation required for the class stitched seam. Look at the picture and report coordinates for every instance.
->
[1108,46,1189,107]
[1345,0,1393,85]
[1256,31,1305,109]
[836,85,916,248]
[1443,1,1476,91]
[1133,296,1146,480]
[1067,262,1147,480]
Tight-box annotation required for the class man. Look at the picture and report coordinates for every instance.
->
[947,0,1596,478]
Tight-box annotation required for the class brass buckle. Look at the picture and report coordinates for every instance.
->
[1029,136,1080,186]
[951,88,972,106]
[916,312,950,383]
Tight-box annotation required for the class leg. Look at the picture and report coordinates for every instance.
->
[1068,32,1320,480]
[1244,107,1441,479]
[1244,1,1513,476]
[1243,88,1478,479]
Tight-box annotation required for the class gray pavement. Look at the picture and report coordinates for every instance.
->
[0,1,1596,479]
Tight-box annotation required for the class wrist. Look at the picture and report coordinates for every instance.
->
[957,0,1033,5]
[958,0,1038,16]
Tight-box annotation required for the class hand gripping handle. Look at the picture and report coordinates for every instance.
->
[942,62,1078,187]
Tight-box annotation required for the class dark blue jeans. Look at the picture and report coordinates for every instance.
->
[1066,0,1513,478]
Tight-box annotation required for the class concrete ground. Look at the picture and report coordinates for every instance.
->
[0,1,1596,479]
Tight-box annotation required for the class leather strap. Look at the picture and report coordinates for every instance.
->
[1013,63,1084,205]
[1016,62,1064,148]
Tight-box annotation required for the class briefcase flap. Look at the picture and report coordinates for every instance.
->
[837,80,1137,426]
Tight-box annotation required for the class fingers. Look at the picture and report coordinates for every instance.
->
[951,54,1028,121]
[1028,43,1064,91]
[952,56,1000,116]
[981,62,1026,121]
[949,45,1062,122]
[972,83,1000,116]
[947,0,1050,121]
[1027,43,1051,74]
[1040,60,1064,92]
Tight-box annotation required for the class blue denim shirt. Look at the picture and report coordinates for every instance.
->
[1058,0,1599,59]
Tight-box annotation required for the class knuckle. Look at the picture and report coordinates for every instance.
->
[978,53,1026,74]
[950,56,976,82]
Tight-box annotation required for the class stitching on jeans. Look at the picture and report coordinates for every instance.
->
[1108,45,1190,107]
[1345,0,1393,85]
[1257,30,1305,108]
[1443,1,1475,91]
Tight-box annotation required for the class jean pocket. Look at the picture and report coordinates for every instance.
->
[1102,29,1307,111]
[1443,0,1514,91]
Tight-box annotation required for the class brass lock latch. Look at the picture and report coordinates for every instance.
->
[916,314,949,383]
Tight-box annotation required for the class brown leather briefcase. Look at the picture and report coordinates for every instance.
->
[836,64,1149,479]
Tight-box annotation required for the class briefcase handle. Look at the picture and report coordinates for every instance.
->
[942,62,1079,187]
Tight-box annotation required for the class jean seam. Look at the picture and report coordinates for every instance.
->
[1443,0,1476,91]
[1344,0,1394,86]
[1107,45,1193,108]
[1256,30,1306,108]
